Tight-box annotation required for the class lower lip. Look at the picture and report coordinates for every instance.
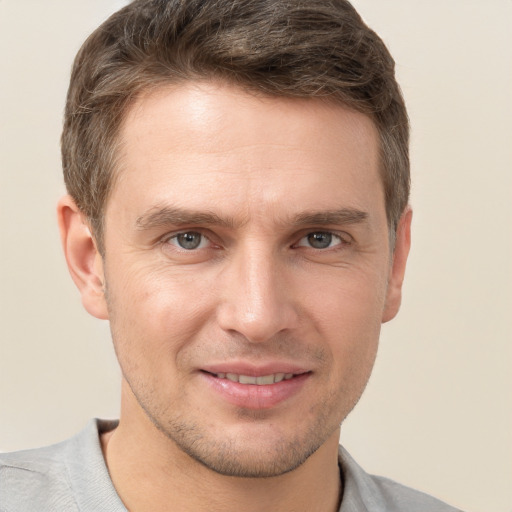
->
[200,372,311,410]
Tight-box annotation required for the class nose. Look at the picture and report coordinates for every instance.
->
[216,244,300,343]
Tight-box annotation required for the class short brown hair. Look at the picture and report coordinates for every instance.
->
[62,0,409,252]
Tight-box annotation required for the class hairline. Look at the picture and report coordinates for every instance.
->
[89,77,399,256]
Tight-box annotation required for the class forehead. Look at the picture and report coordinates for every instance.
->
[109,81,383,227]
[121,81,379,167]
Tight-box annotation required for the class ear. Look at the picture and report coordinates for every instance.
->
[57,195,109,320]
[382,207,412,323]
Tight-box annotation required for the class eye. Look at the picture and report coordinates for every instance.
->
[296,231,344,249]
[167,231,210,250]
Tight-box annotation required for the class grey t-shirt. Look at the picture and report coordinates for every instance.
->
[0,419,463,511]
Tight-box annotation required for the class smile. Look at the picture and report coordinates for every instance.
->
[212,372,295,385]
[201,369,311,409]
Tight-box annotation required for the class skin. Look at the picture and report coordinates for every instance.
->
[58,81,411,512]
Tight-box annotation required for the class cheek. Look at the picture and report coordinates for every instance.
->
[314,286,381,416]
[304,268,386,378]
[105,262,217,369]
[307,263,388,333]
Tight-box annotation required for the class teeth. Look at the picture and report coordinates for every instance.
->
[256,375,274,385]
[215,372,295,385]
[239,375,257,384]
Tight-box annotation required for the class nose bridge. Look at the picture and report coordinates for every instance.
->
[217,239,298,342]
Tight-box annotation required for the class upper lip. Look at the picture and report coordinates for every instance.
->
[200,362,311,376]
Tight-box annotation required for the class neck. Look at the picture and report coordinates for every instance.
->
[102,404,342,512]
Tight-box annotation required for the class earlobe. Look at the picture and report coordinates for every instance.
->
[382,207,412,323]
[57,195,109,320]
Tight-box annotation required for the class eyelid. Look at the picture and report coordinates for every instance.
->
[161,229,216,249]
[158,228,352,251]
[293,230,352,249]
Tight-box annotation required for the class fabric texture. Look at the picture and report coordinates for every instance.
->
[0,419,463,511]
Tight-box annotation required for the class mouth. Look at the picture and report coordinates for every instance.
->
[202,371,298,385]
[199,368,311,409]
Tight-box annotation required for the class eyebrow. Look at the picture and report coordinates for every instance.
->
[136,206,238,230]
[135,206,368,231]
[291,209,368,226]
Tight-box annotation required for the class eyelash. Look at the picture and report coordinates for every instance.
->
[161,230,351,252]
[294,231,348,250]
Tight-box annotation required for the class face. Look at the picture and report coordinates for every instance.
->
[82,82,408,477]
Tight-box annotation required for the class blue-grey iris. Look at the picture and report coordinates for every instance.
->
[177,232,202,250]
[308,232,332,249]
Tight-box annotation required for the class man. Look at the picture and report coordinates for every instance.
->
[0,1,462,510]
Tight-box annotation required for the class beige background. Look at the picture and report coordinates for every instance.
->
[1,1,511,511]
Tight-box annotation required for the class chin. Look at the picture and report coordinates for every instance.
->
[173,434,319,478]
[151,412,337,479]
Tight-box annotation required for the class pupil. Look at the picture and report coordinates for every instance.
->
[177,232,201,249]
[308,232,332,249]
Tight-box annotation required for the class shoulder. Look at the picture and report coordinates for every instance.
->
[0,419,119,512]
[338,445,464,512]
[0,440,78,512]
[366,474,463,512]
